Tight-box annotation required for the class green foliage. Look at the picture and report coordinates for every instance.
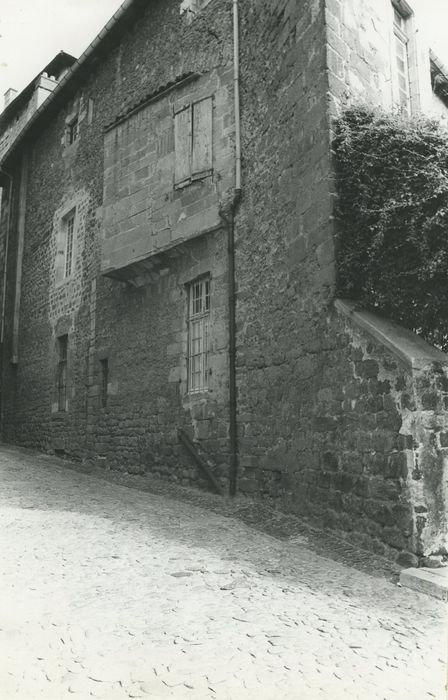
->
[334,105,448,352]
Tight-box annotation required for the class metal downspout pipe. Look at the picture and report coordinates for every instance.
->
[233,0,242,195]
[0,167,14,438]
[227,0,242,496]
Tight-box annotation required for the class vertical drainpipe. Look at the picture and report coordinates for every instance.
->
[12,154,28,365]
[227,0,242,496]
[233,0,242,195]
[0,167,14,438]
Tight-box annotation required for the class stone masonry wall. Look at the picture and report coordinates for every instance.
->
[102,66,235,274]
[234,0,334,495]
[1,0,446,558]
[1,0,234,488]
[310,304,448,561]
[302,306,423,562]
[94,229,229,487]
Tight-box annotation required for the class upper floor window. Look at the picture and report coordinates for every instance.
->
[174,97,213,187]
[66,115,79,146]
[393,3,412,113]
[55,208,76,285]
[64,211,75,278]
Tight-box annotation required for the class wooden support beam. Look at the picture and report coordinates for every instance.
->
[177,428,223,496]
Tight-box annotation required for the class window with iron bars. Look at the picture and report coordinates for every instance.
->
[187,277,210,393]
[57,335,68,412]
[64,212,75,278]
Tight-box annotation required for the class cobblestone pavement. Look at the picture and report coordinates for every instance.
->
[0,446,445,699]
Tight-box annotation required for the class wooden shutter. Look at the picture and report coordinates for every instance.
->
[174,105,192,185]
[192,97,212,176]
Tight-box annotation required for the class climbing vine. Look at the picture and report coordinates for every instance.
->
[333,105,448,352]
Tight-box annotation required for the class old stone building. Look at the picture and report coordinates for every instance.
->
[0,0,447,563]
[0,52,76,160]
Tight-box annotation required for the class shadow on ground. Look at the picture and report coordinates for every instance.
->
[0,443,401,585]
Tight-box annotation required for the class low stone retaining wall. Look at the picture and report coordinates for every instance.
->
[329,300,448,562]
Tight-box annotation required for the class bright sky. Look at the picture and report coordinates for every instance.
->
[0,0,448,106]
[0,0,124,101]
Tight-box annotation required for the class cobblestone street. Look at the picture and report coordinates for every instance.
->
[0,446,445,699]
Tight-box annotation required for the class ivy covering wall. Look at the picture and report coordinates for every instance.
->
[334,106,448,351]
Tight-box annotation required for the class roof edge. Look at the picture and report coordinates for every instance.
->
[430,49,448,106]
[0,51,77,129]
[0,0,143,171]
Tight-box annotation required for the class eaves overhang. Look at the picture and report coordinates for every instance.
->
[0,51,77,132]
[430,49,448,107]
[0,0,146,176]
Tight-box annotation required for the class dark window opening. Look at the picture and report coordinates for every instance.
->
[67,116,79,145]
[100,358,108,408]
[57,335,68,412]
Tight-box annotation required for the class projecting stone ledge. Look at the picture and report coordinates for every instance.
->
[400,566,448,601]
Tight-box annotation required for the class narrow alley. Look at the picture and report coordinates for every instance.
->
[0,446,445,699]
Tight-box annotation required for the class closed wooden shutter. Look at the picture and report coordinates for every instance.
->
[192,97,212,176]
[174,105,192,185]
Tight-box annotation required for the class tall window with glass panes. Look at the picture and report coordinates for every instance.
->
[187,277,210,393]
[393,5,412,113]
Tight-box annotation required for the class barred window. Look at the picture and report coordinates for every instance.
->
[57,335,68,412]
[64,212,75,278]
[187,277,210,393]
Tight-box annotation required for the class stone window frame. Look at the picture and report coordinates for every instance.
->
[55,206,78,287]
[187,275,211,394]
[64,107,80,147]
[390,1,420,114]
[173,95,213,189]
[64,210,75,278]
